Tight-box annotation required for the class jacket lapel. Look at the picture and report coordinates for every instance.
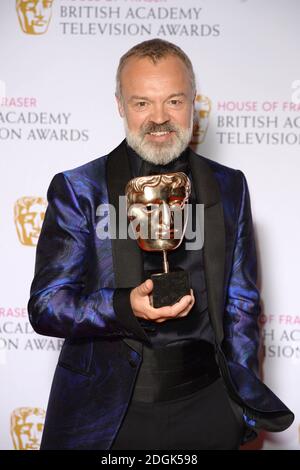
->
[106,140,144,289]
[188,149,226,343]
[106,141,144,356]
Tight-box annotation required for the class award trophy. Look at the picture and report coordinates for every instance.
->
[125,172,191,308]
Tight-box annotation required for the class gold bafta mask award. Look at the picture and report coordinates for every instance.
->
[126,172,191,308]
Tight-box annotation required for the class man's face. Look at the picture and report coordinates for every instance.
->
[116,55,195,165]
[16,0,54,35]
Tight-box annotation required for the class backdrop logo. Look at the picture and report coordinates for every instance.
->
[14,197,47,246]
[11,407,45,450]
[16,0,54,35]
[191,94,211,144]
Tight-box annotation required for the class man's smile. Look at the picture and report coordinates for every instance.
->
[145,130,176,142]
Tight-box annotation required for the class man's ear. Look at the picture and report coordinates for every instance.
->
[115,94,125,118]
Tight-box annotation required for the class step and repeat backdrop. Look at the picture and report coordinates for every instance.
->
[0,0,299,450]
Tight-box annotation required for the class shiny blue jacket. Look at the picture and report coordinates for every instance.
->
[28,140,294,449]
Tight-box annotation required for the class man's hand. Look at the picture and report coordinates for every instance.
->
[130,279,195,323]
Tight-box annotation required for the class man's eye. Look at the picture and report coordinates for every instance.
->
[169,100,182,106]
[136,101,147,108]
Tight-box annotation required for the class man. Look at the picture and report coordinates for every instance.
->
[28,39,294,450]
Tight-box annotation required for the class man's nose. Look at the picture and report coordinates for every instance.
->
[150,104,169,125]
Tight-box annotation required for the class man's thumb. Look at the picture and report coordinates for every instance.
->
[138,279,153,296]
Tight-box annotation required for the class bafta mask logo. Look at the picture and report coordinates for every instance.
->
[11,407,45,450]
[16,0,54,35]
[191,94,212,144]
[126,172,191,252]
[14,196,47,246]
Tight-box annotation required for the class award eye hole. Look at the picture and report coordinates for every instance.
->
[23,214,34,223]
[169,200,184,208]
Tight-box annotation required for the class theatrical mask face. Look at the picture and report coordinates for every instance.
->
[126,172,191,252]
[11,407,45,450]
[16,0,54,35]
[14,197,47,246]
[191,94,211,144]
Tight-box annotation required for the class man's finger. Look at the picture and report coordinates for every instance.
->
[136,279,153,296]
[176,298,195,318]
[170,295,193,316]
[154,296,194,322]
[149,295,192,319]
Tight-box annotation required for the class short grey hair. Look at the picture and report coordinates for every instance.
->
[116,38,196,99]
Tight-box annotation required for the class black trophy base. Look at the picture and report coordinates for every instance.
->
[150,270,190,308]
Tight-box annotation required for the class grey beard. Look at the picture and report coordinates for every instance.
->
[124,118,193,166]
